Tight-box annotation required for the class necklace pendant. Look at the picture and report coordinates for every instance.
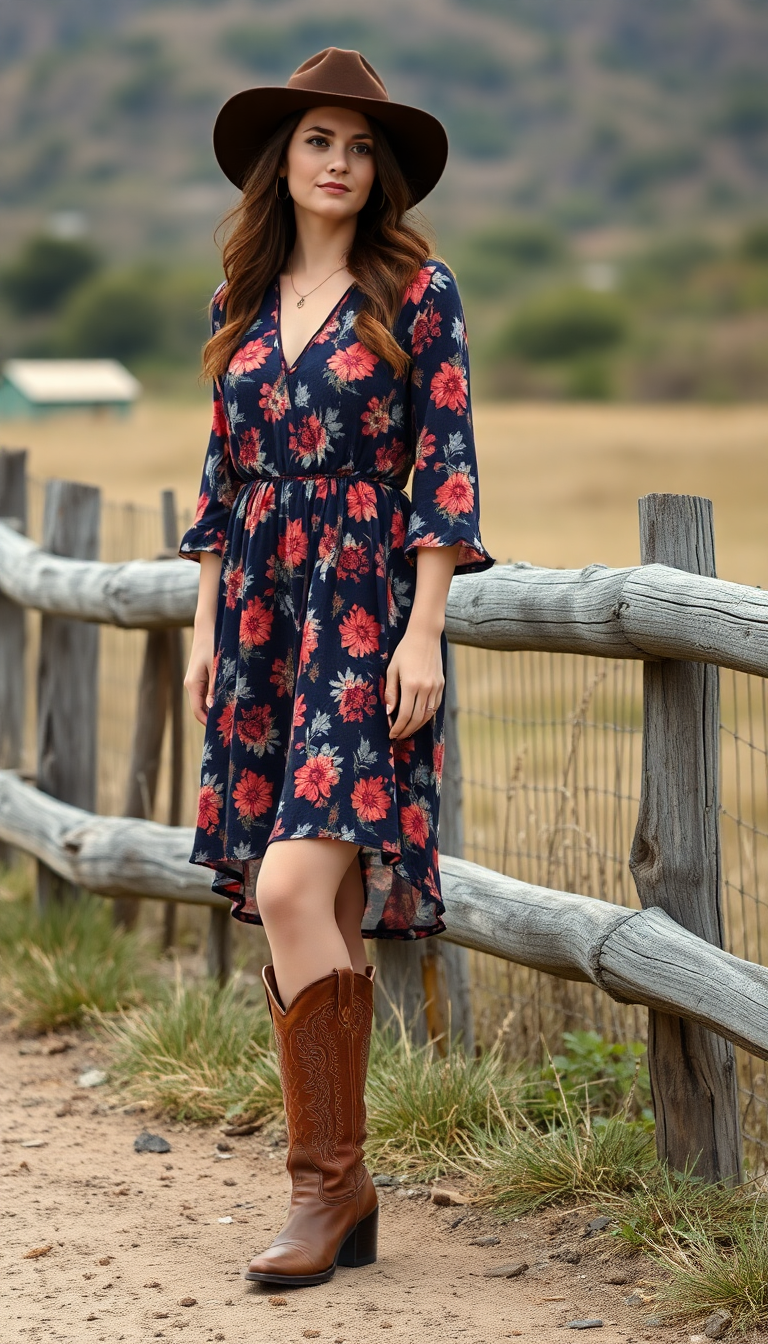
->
[296,297,305,308]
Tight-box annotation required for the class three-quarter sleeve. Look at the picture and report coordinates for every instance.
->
[402,261,495,575]
[179,285,245,563]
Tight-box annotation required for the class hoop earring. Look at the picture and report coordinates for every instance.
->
[275,175,290,201]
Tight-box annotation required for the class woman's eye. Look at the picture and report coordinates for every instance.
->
[352,144,372,154]
[307,136,329,147]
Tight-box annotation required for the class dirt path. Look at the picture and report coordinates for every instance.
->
[1,1028,682,1344]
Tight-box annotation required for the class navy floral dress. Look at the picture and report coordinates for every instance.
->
[179,257,494,939]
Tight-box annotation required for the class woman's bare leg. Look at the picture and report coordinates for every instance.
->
[334,854,368,975]
[256,837,362,1008]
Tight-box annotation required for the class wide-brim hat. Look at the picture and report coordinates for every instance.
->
[213,46,449,207]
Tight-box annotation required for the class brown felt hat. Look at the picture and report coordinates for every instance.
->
[212,46,449,206]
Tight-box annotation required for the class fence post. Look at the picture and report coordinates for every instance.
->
[36,479,101,909]
[374,643,473,1050]
[630,493,742,1184]
[0,449,27,869]
[161,489,185,952]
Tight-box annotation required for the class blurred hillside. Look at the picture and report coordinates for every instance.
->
[2,0,768,265]
[2,0,768,401]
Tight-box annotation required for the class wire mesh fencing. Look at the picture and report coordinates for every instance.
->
[18,480,768,1174]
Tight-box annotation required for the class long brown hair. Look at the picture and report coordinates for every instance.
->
[202,110,434,382]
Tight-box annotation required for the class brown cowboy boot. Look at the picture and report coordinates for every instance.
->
[244,963,378,1287]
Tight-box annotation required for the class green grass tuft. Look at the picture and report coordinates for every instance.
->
[0,889,150,1034]
[98,965,282,1125]
[365,1029,520,1180]
[653,1206,768,1332]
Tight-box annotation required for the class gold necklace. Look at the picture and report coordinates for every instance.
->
[288,257,348,309]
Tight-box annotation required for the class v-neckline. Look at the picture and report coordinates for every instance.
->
[275,275,356,375]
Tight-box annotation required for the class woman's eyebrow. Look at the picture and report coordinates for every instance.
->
[304,125,374,140]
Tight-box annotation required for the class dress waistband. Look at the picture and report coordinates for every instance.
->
[247,471,402,488]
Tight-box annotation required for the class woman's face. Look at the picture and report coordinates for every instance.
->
[283,105,377,221]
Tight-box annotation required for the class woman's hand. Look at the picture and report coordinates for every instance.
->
[385,542,460,739]
[385,625,444,739]
[184,628,215,725]
[184,551,222,725]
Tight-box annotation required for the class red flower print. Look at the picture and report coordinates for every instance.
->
[393,735,415,765]
[300,610,320,668]
[292,692,307,728]
[197,781,222,834]
[390,510,406,549]
[339,604,380,658]
[433,740,444,784]
[430,360,468,413]
[245,482,275,534]
[435,471,474,517]
[401,801,430,847]
[228,338,270,378]
[313,316,339,345]
[347,481,377,522]
[232,768,273,819]
[415,427,437,470]
[193,491,210,524]
[239,596,273,648]
[236,704,277,755]
[361,395,392,437]
[330,670,378,722]
[217,701,235,747]
[288,413,327,465]
[351,775,391,823]
[212,397,228,438]
[278,517,308,569]
[238,426,262,468]
[294,753,339,806]
[375,438,407,478]
[337,539,371,584]
[326,342,378,382]
[318,522,340,565]
[411,302,441,356]
[224,562,244,609]
[403,266,434,305]
[259,377,290,422]
[270,653,294,698]
[375,541,385,577]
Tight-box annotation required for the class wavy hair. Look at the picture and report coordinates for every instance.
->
[202,110,434,382]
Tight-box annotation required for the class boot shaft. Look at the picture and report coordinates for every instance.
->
[263,965,374,1200]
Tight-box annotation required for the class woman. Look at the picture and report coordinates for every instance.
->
[180,47,494,1288]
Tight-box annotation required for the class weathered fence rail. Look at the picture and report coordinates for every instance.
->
[4,518,768,674]
[2,460,767,1186]
[1,768,767,1062]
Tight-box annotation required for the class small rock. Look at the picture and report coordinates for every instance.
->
[86,1314,99,1322]
[469,1236,501,1247]
[431,1188,468,1207]
[153,1313,169,1320]
[303,1333,321,1339]
[647,1316,663,1327]
[144,1281,162,1288]
[625,1292,655,1306]
[215,1139,233,1153]
[218,1217,233,1224]
[213,1151,235,1161]
[20,1139,46,1148]
[223,1178,237,1187]
[372,1174,396,1187]
[449,1215,466,1229]
[567,1321,604,1330]
[77,1068,107,1088]
[46,1037,74,1055]
[381,1326,393,1331]
[704,1310,733,1339]
[178,1296,197,1307]
[55,1101,73,1117]
[23,1245,53,1259]
[605,1272,630,1285]
[583,1216,612,1237]
[134,1130,172,1155]
[483,1261,529,1279]
[558,1248,582,1264]
[98,1257,112,1266]
[269,1296,287,1306]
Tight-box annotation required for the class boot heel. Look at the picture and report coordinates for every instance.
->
[338,1205,378,1268]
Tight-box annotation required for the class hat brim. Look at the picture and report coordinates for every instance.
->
[212,87,448,206]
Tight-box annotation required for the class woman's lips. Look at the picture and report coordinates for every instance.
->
[318,182,350,194]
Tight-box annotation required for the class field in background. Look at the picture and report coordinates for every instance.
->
[7,399,768,580]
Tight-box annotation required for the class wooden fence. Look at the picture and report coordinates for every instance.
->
[2,449,768,1188]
